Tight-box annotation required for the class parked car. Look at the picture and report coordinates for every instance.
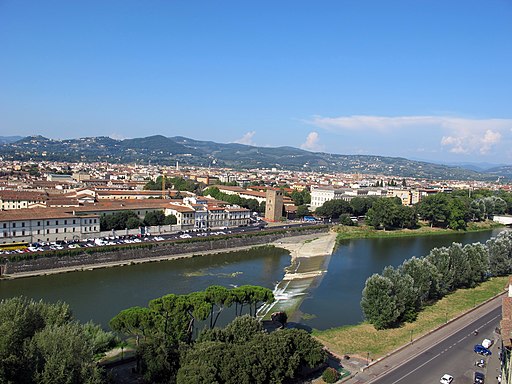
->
[474,344,492,356]
[440,374,454,384]
[474,371,485,384]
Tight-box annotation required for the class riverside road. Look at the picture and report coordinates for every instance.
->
[344,292,505,384]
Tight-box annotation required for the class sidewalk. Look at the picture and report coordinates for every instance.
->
[336,292,505,383]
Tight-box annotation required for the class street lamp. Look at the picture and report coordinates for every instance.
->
[367,352,370,366]
[410,330,413,343]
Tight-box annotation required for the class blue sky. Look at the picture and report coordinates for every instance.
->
[1,1,511,165]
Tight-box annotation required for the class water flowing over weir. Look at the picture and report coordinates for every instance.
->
[258,254,332,319]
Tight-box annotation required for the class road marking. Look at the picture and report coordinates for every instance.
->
[388,313,501,384]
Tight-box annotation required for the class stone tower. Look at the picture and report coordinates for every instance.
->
[265,188,283,222]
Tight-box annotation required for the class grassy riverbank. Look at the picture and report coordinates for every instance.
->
[334,220,503,242]
[312,276,508,359]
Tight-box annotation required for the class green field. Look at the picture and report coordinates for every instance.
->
[334,220,502,242]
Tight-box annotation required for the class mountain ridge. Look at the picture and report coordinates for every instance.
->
[0,135,508,181]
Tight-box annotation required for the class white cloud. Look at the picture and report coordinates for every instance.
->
[300,131,324,151]
[234,131,256,145]
[307,114,512,156]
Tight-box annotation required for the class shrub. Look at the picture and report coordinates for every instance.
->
[322,367,340,383]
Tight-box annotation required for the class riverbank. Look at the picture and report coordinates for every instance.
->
[271,232,338,260]
[0,244,269,279]
[0,227,331,280]
[334,220,504,242]
[312,276,508,359]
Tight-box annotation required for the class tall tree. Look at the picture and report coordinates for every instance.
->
[361,274,400,329]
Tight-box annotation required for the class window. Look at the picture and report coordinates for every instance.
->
[73,219,76,224]
[64,228,67,232]
[56,220,59,225]
[46,229,49,234]
[37,221,41,226]
[37,230,40,234]
[22,222,25,227]
[2,223,5,228]
[12,223,16,228]
[13,231,16,236]
[64,220,67,225]
[46,221,50,225]
[56,228,58,233]
[22,230,25,236]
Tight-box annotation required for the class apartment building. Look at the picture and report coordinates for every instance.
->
[309,186,345,211]
[0,209,100,244]
[0,190,48,210]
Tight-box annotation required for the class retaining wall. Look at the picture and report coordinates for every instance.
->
[1,227,328,275]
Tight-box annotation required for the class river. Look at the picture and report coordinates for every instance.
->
[0,229,504,330]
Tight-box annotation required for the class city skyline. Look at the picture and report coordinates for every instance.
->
[1,1,511,164]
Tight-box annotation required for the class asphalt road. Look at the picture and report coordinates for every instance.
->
[370,306,501,384]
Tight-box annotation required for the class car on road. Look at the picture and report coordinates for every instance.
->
[474,344,492,356]
[440,373,454,384]
[474,371,485,384]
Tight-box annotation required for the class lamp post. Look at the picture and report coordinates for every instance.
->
[367,352,370,366]
[410,329,413,343]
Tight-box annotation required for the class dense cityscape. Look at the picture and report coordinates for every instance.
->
[2,1,512,383]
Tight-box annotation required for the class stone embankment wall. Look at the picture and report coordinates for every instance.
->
[1,228,328,275]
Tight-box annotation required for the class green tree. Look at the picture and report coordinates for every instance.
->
[0,297,107,384]
[463,243,489,287]
[382,266,417,323]
[164,214,177,225]
[27,322,104,384]
[144,210,166,226]
[100,210,141,231]
[401,257,441,307]
[361,274,401,329]
[296,204,310,218]
[487,232,512,276]
[126,216,142,229]
[315,199,351,219]
[417,193,451,228]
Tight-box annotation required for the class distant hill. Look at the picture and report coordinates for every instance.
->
[0,136,23,144]
[0,135,508,181]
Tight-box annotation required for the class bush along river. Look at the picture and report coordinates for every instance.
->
[0,229,505,329]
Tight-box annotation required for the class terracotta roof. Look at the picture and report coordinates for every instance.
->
[167,204,195,213]
[0,190,48,200]
[0,208,97,221]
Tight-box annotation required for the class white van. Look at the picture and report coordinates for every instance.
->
[482,339,493,349]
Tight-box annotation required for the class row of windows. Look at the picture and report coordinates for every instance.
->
[2,219,97,228]
[5,226,98,237]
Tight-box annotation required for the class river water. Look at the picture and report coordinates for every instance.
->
[0,229,504,330]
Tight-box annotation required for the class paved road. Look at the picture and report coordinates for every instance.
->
[370,307,501,384]
[343,292,505,384]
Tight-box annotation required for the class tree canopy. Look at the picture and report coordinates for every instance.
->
[0,297,116,384]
